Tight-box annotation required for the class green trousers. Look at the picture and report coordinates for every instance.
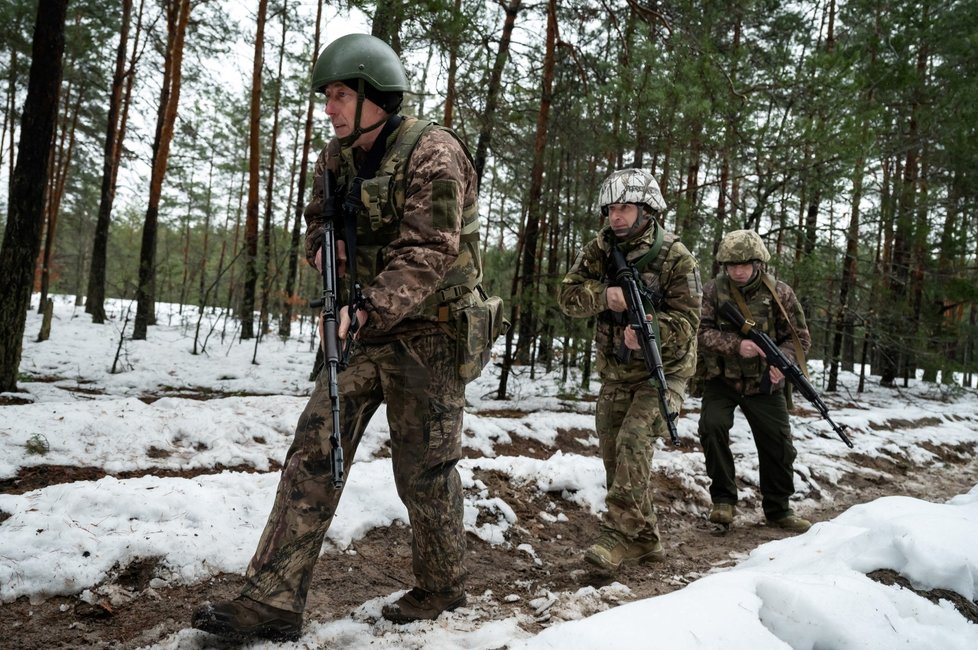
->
[697,378,797,520]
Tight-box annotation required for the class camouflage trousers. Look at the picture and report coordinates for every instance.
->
[595,379,682,542]
[697,378,797,520]
[241,330,467,613]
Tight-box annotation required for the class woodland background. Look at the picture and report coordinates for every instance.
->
[1,0,976,396]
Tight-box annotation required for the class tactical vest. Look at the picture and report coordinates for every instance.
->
[335,117,483,321]
[594,224,678,369]
[701,272,777,380]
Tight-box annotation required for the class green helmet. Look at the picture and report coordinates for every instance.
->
[310,33,410,94]
[716,229,771,263]
[597,168,667,216]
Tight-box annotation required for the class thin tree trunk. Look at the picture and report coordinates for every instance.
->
[513,0,557,365]
[473,0,522,188]
[240,0,268,341]
[280,0,324,338]
[86,0,137,323]
[133,0,192,340]
[0,0,67,392]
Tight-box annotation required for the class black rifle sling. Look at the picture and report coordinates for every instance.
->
[341,115,404,300]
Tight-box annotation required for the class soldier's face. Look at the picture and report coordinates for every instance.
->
[607,203,640,238]
[725,262,756,286]
[323,82,387,148]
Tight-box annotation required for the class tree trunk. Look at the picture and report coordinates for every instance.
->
[513,0,557,364]
[281,0,324,338]
[240,0,268,341]
[86,0,137,324]
[133,0,192,340]
[473,0,522,188]
[0,0,67,392]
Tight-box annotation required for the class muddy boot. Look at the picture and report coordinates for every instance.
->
[766,513,812,533]
[381,588,466,624]
[584,529,629,574]
[191,596,302,641]
[626,537,665,564]
[708,503,736,527]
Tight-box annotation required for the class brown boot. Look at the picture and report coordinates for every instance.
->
[709,503,737,526]
[381,587,466,624]
[766,513,812,533]
[191,596,302,641]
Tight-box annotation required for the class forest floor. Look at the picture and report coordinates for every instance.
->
[2,407,977,649]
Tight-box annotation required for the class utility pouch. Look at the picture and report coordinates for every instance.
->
[452,291,508,383]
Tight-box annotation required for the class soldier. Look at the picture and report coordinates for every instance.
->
[192,34,494,641]
[558,169,701,575]
[697,229,812,533]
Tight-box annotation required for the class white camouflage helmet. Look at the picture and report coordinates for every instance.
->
[597,168,667,216]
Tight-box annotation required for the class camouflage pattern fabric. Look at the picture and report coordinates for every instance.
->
[697,272,811,396]
[241,117,477,613]
[596,382,684,539]
[714,228,771,263]
[559,223,702,394]
[304,117,481,339]
[696,269,810,520]
[559,221,701,542]
[242,332,466,612]
[597,168,666,213]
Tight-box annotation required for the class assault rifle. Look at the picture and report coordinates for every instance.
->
[608,245,681,446]
[718,301,854,448]
[308,170,361,487]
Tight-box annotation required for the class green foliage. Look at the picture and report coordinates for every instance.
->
[25,434,50,456]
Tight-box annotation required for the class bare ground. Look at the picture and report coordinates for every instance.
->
[2,412,977,649]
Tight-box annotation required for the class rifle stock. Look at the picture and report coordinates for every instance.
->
[609,246,681,446]
[718,301,854,448]
[308,171,347,487]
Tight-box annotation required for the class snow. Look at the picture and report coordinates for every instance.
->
[2,294,977,649]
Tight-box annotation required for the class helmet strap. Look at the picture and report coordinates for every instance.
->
[338,79,389,148]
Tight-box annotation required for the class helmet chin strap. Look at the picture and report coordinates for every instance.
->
[616,210,653,240]
[338,79,390,148]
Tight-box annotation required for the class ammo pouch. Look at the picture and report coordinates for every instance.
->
[449,287,508,383]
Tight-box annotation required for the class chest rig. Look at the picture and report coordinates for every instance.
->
[335,116,483,321]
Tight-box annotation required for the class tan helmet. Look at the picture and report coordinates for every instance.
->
[716,229,771,263]
[597,168,666,216]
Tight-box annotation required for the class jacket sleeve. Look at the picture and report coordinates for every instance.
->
[697,280,742,358]
[558,240,609,318]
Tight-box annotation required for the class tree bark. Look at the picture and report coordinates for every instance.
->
[473,0,522,189]
[240,0,269,341]
[86,0,137,324]
[133,0,192,340]
[0,0,67,392]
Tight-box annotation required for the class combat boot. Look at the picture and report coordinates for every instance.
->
[767,513,812,533]
[709,503,737,526]
[625,537,665,564]
[191,596,302,641]
[382,587,467,624]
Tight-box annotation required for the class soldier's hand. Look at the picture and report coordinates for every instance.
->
[769,365,784,384]
[338,305,367,341]
[605,286,627,312]
[314,242,347,276]
[739,339,765,358]
[623,314,653,350]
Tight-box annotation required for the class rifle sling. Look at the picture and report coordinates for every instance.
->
[730,277,809,379]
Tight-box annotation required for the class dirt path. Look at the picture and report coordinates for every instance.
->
[3,434,977,649]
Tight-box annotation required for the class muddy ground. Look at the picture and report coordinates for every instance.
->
[2,411,977,649]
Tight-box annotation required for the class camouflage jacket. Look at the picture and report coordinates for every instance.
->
[698,271,811,395]
[304,116,480,341]
[558,222,702,391]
